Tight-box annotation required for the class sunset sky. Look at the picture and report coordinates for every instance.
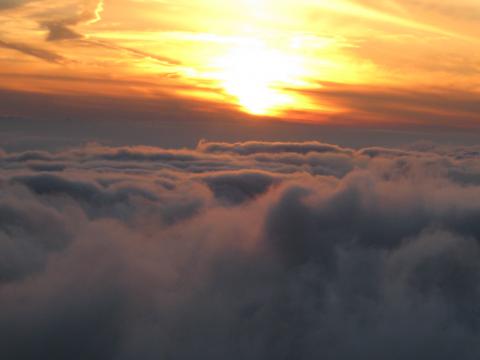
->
[3,2,480,358]
[1,0,479,131]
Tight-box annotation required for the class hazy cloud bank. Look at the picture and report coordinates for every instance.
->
[1,140,480,359]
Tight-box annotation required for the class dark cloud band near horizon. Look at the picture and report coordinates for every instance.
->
[1,140,480,359]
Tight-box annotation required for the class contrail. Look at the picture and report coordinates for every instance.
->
[87,0,104,25]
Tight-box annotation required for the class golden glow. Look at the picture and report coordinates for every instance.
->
[212,39,305,115]
[0,0,479,122]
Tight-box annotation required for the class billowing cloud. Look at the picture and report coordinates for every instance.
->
[1,140,480,358]
[198,140,352,156]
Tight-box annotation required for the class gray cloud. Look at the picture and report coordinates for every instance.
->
[299,83,480,129]
[1,140,480,359]
[199,170,280,205]
[0,38,64,63]
[43,21,82,41]
[0,0,31,10]
[40,0,104,42]
[198,140,352,156]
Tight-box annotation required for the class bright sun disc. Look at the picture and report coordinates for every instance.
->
[213,39,304,116]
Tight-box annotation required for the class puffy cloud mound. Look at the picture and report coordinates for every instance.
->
[1,140,480,359]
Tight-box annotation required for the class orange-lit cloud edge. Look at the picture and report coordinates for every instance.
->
[0,0,479,129]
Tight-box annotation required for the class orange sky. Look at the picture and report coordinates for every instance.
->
[1,0,479,127]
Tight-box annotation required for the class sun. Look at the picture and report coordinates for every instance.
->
[212,39,305,116]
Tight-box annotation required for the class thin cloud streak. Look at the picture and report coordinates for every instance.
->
[0,38,65,63]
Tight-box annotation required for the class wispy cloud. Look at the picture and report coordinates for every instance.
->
[0,38,64,63]
[0,0,32,10]
[86,0,104,25]
[42,0,105,41]
[0,0,479,125]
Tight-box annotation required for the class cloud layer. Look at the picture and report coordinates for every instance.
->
[1,140,480,359]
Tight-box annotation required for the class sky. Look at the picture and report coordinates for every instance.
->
[2,2,480,359]
[0,0,479,141]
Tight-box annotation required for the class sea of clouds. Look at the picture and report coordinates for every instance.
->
[1,140,480,359]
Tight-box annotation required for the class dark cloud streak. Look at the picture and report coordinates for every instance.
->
[0,38,64,63]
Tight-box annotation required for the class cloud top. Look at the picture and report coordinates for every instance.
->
[1,140,480,359]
